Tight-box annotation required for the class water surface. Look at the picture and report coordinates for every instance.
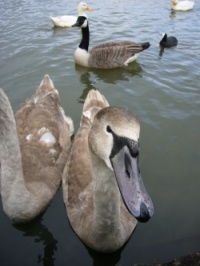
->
[0,0,200,265]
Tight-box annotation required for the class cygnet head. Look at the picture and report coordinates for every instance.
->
[88,106,154,223]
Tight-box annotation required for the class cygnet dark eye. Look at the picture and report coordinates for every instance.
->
[106,126,112,133]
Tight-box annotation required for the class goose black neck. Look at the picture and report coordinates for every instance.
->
[79,23,90,51]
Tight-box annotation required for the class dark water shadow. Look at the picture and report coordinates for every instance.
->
[0,162,1,194]
[13,215,57,266]
[158,46,178,59]
[77,71,97,104]
[88,249,121,266]
[85,243,126,266]
[159,47,165,59]
[170,9,177,19]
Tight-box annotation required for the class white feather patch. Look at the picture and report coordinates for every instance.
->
[49,148,57,155]
[26,134,33,141]
[124,54,139,66]
[39,132,56,146]
[74,48,89,67]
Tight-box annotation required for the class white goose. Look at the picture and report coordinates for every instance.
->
[50,2,92,28]
[0,75,73,223]
[171,0,195,11]
[62,89,154,252]
[72,16,151,69]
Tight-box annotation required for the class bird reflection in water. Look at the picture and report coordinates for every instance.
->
[75,62,143,103]
[170,9,177,19]
[159,46,165,58]
[13,215,57,266]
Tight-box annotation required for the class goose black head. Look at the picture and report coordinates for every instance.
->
[72,16,88,28]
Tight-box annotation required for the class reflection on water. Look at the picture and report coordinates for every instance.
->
[75,62,143,103]
[77,72,95,103]
[13,216,57,266]
[169,10,177,19]
[159,47,165,59]
[75,62,143,85]
[87,246,122,266]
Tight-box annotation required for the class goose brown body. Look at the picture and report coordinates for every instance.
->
[0,75,73,223]
[88,41,150,69]
[73,16,150,69]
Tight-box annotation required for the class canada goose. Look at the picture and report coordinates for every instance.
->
[50,2,92,28]
[62,89,154,252]
[171,0,195,11]
[0,75,73,223]
[159,33,178,48]
[72,16,151,69]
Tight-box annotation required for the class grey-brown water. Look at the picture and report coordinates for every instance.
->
[0,0,200,265]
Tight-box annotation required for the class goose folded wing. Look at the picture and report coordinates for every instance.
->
[89,42,143,68]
